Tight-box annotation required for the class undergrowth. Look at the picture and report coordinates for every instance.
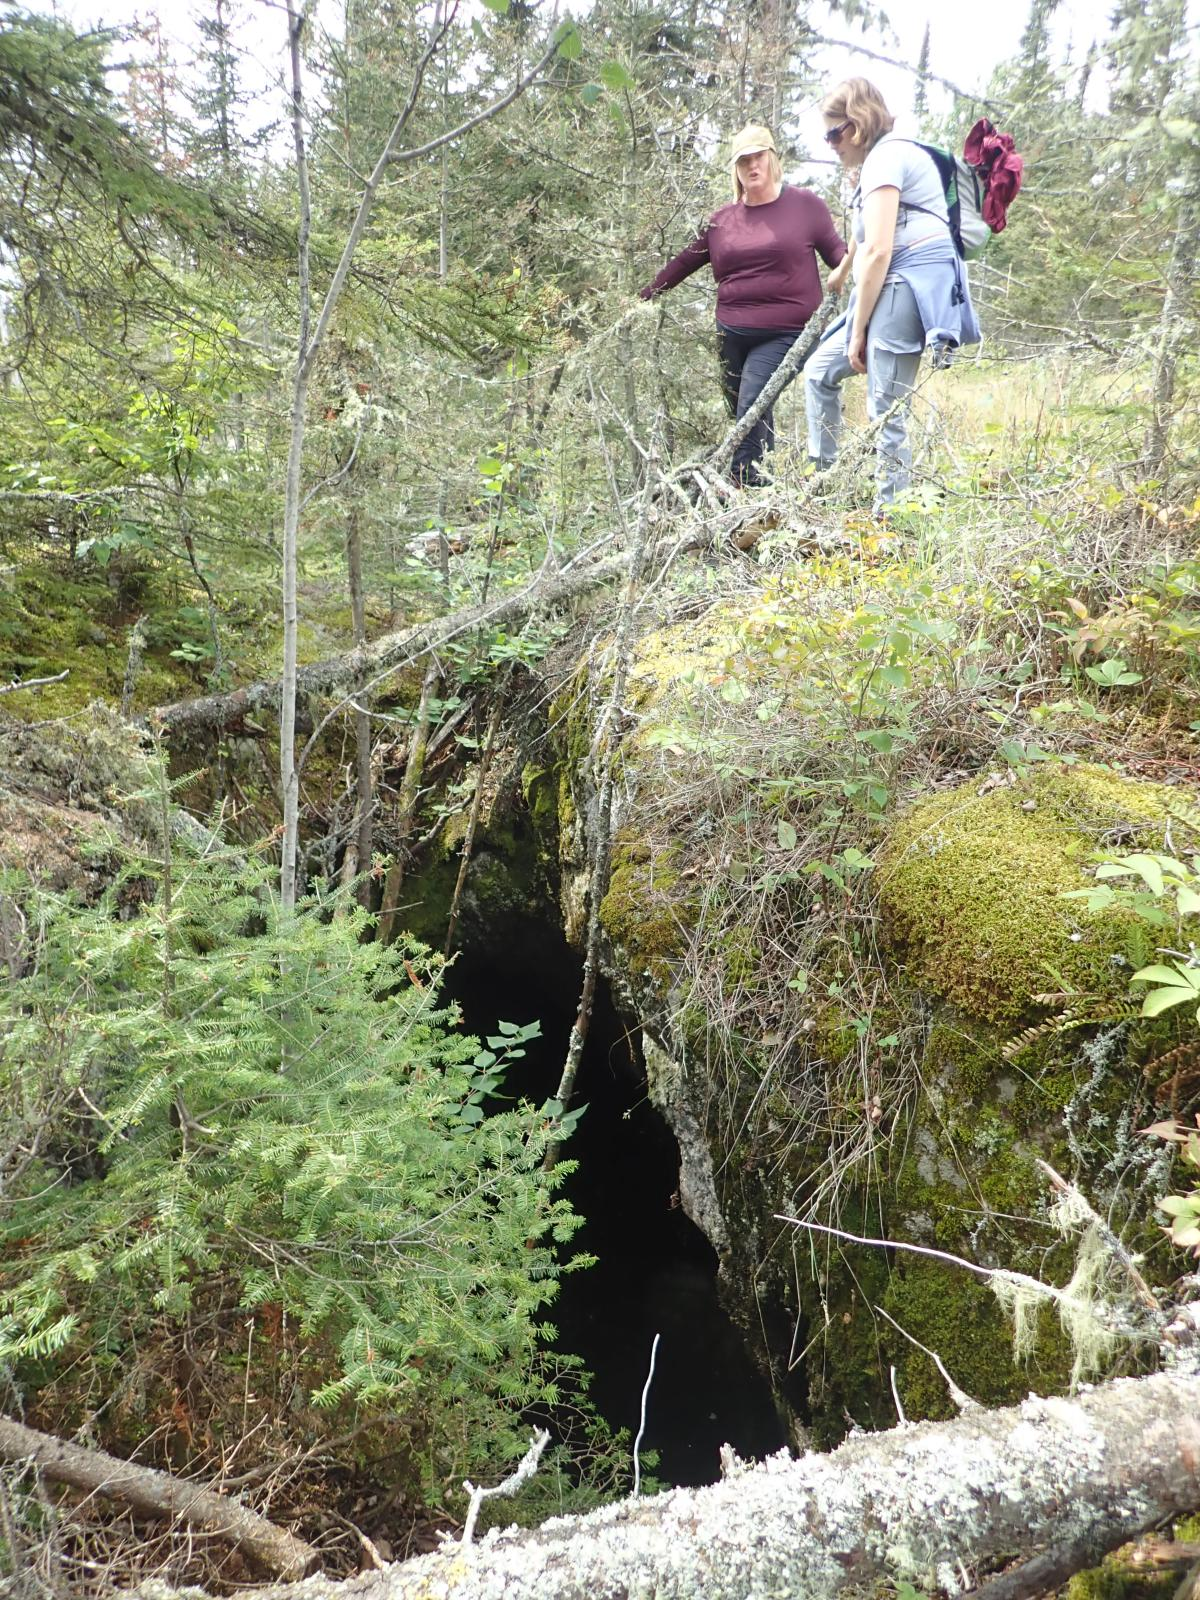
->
[586,351,1200,1251]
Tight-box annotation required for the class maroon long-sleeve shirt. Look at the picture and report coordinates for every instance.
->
[640,185,846,329]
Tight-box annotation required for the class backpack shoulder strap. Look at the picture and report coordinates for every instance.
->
[886,138,965,258]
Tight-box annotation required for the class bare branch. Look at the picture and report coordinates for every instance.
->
[461,1429,550,1547]
[0,669,69,696]
[0,1414,319,1580]
[385,21,565,169]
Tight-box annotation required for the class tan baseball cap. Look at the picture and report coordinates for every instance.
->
[730,124,777,165]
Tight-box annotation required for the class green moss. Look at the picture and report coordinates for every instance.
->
[878,764,1183,1024]
[1068,1553,1181,1600]
[599,835,695,985]
[883,1266,1073,1420]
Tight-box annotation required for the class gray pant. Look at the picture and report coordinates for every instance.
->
[803,281,925,510]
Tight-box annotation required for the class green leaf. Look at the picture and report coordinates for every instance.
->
[1141,987,1200,1018]
[480,0,509,12]
[1177,886,1200,917]
[1122,854,1166,898]
[555,21,582,60]
[777,819,798,851]
[580,82,603,106]
[839,847,874,873]
[599,61,633,91]
[1132,963,1195,985]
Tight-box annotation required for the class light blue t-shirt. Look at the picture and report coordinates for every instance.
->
[853,135,951,266]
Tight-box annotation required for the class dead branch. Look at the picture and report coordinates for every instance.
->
[376,657,442,946]
[0,669,69,697]
[667,293,841,501]
[543,460,660,1172]
[0,1414,319,1581]
[444,672,510,958]
[461,1428,550,1547]
[150,549,630,738]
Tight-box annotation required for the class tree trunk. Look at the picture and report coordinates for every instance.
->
[150,550,631,738]
[221,1369,1200,1600]
[342,506,374,899]
[376,657,441,945]
[1146,113,1200,474]
[0,1415,319,1581]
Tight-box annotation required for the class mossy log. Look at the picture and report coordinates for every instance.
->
[208,1370,1200,1600]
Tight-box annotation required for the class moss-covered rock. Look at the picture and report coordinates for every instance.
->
[599,835,695,987]
[541,593,1198,1451]
[877,764,1179,1023]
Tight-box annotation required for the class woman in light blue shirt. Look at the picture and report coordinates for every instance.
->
[804,78,979,513]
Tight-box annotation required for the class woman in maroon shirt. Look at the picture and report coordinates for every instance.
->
[640,124,847,487]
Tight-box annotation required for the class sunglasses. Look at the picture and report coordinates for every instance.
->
[824,121,853,145]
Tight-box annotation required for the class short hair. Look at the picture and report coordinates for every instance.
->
[821,78,895,150]
[733,148,783,200]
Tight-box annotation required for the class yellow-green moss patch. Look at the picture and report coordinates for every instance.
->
[877,764,1183,1024]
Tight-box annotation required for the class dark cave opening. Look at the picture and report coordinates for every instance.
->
[441,906,788,1488]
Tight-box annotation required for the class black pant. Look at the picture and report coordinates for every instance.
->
[717,323,804,486]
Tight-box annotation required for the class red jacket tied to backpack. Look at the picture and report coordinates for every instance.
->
[964,118,1023,234]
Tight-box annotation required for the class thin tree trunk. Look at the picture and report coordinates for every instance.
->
[1146,115,1200,474]
[274,3,559,909]
[341,506,374,899]
[0,1415,318,1581]
[376,658,441,945]
[617,153,642,484]
[544,464,658,1171]
[280,0,313,914]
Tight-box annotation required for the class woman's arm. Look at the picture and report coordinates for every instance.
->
[828,237,855,294]
[638,226,712,300]
[848,185,899,372]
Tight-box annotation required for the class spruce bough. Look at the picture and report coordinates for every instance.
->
[0,792,584,1417]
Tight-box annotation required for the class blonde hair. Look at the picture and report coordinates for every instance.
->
[732,148,782,200]
[821,78,895,151]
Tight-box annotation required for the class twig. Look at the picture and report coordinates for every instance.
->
[775,1215,1146,1338]
[1035,1158,1162,1318]
[889,1365,907,1427]
[875,1305,979,1412]
[805,32,1011,115]
[0,669,69,696]
[633,1332,661,1497]
[460,1428,549,1547]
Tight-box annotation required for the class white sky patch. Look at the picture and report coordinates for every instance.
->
[47,0,1193,174]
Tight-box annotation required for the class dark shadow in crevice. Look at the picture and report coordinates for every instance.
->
[441,918,787,1487]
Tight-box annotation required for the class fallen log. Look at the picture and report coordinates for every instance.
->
[0,1414,320,1581]
[150,548,631,737]
[206,1367,1200,1600]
